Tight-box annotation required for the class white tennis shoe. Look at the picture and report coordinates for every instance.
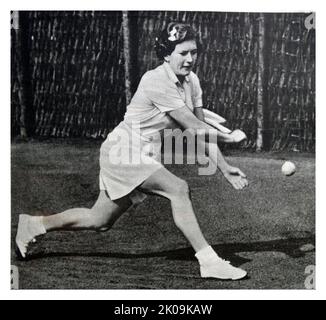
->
[15,214,46,258]
[199,257,247,280]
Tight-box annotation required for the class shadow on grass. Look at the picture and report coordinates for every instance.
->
[20,236,315,267]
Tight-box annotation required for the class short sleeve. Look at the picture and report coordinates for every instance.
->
[191,73,203,108]
[141,73,186,113]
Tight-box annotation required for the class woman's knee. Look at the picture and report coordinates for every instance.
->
[89,195,131,230]
[169,179,191,200]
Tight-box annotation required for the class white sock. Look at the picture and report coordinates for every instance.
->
[30,216,47,236]
[195,246,220,266]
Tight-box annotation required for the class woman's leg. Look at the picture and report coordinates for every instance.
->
[42,191,132,231]
[138,167,209,253]
[16,191,133,258]
[137,167,247,280]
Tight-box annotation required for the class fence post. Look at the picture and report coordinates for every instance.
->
[12,11,27,138]
[257,13,272,151]
[122,11,139,106]
[122,11,132,105]
[257,13,265,151]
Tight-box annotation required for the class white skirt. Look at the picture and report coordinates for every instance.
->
[99,121,163,204]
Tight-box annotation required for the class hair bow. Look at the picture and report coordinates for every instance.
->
[168,27,178,41]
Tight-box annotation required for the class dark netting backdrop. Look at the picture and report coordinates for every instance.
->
[11,11,315,151]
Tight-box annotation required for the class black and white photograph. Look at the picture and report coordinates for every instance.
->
[10,8,316,292]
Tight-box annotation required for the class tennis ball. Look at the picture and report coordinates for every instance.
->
[282,161,296,176]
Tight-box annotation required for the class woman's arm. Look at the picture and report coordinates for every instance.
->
[194,107,205,122]
[168,106,248,189]
[169,106,234,143]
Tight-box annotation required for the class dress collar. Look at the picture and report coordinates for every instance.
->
[163,62,190,85]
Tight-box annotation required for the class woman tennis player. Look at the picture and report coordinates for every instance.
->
[16,22,249,280]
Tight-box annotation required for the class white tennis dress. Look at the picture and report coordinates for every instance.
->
[99,62,203,204]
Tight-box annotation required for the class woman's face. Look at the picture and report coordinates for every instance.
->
[165,40,198,78]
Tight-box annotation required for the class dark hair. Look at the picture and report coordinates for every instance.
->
[154,22,197,60]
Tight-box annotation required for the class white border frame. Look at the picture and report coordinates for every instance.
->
[2,0,324,300]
